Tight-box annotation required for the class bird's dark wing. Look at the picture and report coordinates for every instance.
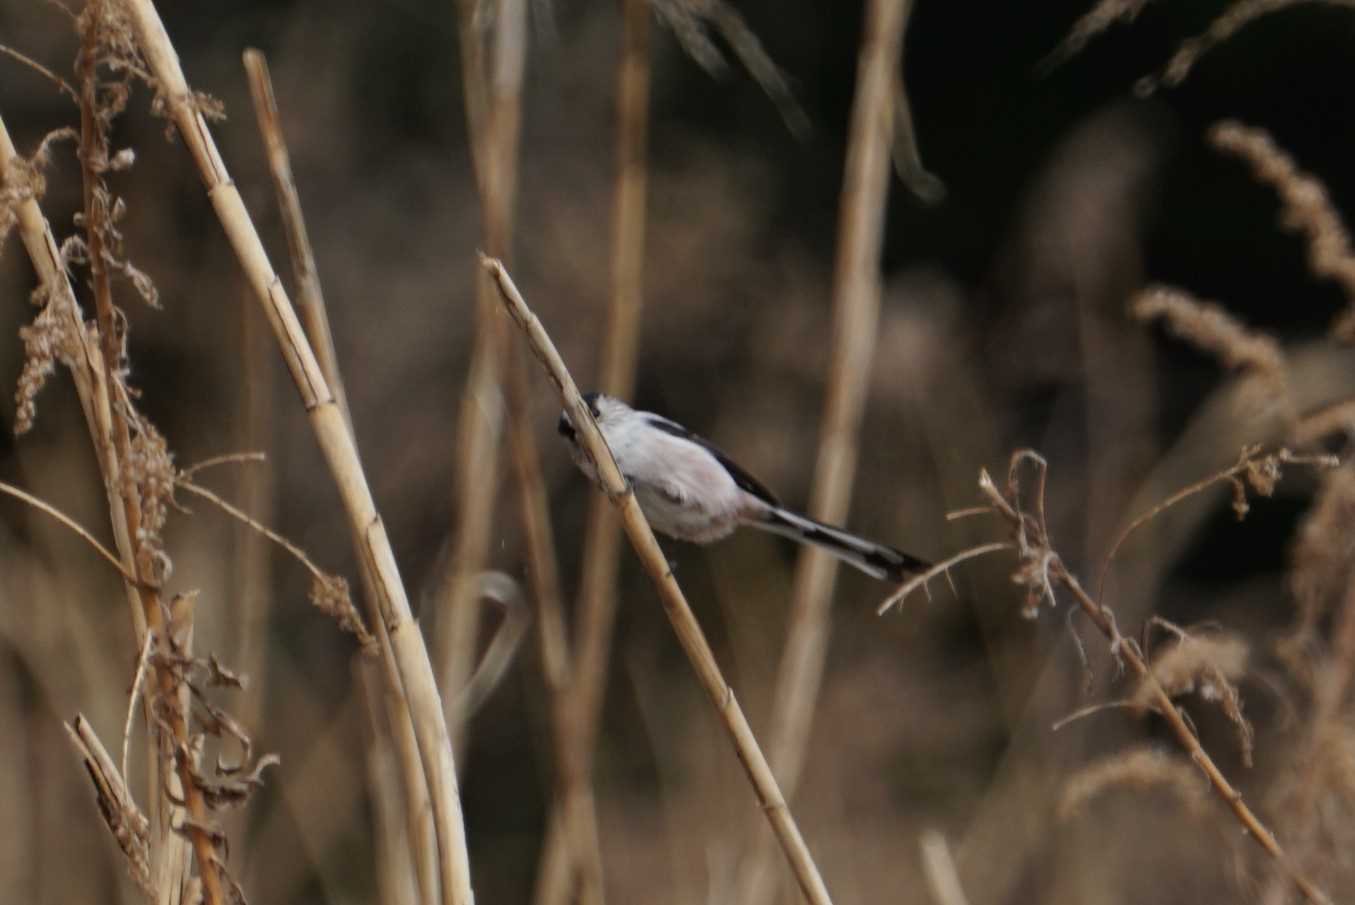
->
[641,413,781,507]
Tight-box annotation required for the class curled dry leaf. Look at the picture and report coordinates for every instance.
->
[192,688,253,767]
[206,654,246,690]
[199,753,280,810]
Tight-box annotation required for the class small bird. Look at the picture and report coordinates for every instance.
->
[557,392,929,582]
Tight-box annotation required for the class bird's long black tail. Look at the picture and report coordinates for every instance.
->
[751,507,929,582]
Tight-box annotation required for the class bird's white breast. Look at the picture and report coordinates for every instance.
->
[609,424,748,542]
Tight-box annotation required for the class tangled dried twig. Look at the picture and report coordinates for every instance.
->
[889,449,1331,905]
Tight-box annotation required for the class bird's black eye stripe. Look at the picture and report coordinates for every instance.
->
[581,391,602,419]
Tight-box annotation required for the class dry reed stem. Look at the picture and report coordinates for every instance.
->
[510,346,607,905]
[448,572,531,719]
[123,629,154,785]
[239,46,440,899]
[572,0,652,791]
[231,292,274,736]
[117,4,475,903]
[739,1,911,902]
[533,4,652,904]
[357,664,422,905]
[1207,121,1355,342]
[973,452,1331,905]
[438,0,527,755]
[918,830,972,905]
[242,49,349,426]
[483,254,836,905]
[374,625,441,905]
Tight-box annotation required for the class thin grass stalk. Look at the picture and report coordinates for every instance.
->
[737,1,911,902]
[484,255,836,905]
[507,346,608,905]
[358,662,423,905]
[229,286,274,734]
[240,46,440,905]
[528,401,601,905]
[117,4,475,903]
[438,0,528,754]
[242,49,349,428]
[535,6,652,902]
[572,0,651,763]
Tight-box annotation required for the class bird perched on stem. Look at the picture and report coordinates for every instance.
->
[558,393,928,582]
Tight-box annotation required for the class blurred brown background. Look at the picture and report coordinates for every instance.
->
[3,1,1354,903]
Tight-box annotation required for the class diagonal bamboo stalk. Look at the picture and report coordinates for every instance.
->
[738,1,912,902]
[483,254,835,905]
[117,3,474,903]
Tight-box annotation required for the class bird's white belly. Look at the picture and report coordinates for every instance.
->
[633,482,740,542]
[624,441,748,543]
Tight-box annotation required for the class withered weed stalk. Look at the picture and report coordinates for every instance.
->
[0,3,392,904]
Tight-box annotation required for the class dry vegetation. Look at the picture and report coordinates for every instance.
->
[4,1,1355,904]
